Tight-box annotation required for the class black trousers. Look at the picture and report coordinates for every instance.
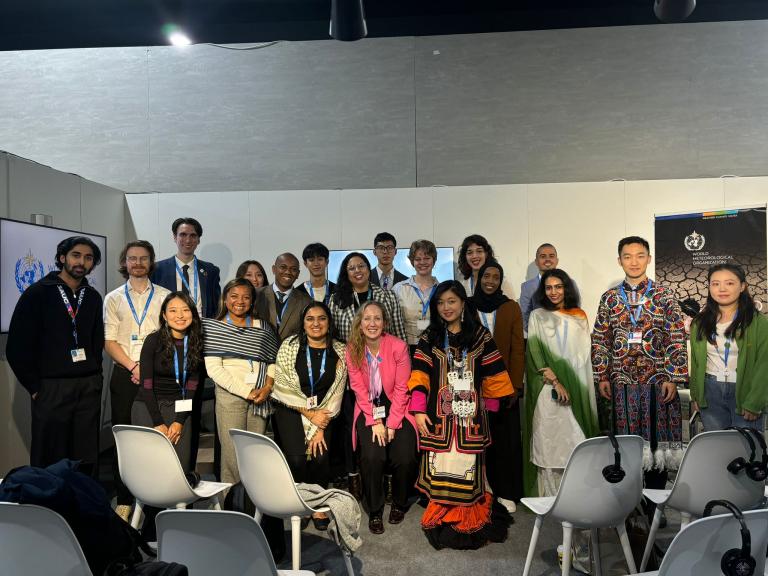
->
[110,366,140,504]
[356,415,418,515]
[272,404,332,488]
[342,388,358,475]
[31,374,102,475]
[486,400,524,501]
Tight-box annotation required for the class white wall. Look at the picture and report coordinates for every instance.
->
[0,153,127,474]
[126,177,768,327]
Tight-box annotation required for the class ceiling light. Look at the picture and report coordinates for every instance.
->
[654,0,696,23]
[330,0,367,42]
[162,24,192,46]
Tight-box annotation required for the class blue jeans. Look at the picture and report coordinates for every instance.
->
[699,374,764,431]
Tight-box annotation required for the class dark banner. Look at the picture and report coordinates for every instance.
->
[654,206,767,314]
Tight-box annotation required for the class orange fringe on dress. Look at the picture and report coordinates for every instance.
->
[421,491,494,534]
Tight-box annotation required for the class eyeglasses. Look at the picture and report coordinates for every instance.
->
[126,256,150,263]
[375,244,396,253]
[347,264,368,272]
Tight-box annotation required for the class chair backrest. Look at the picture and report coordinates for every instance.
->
[157,509,278,576]
[0,501,93,576]
[549,435,644,528]
[667,430,765,515]
[229,429,313,517]
[112,424,197,507]
[657,509,768,576]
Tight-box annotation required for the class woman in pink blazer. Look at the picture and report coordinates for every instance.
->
[346,300,418,535]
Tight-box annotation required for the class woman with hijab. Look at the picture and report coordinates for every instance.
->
[470,260,525,512]
[523,269,599,497]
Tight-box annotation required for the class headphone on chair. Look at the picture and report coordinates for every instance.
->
[745,428,768,481]
[703,499,756,576]
[727,427,768,482]
[602,432,626,484]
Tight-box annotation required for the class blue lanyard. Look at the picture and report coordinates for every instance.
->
[306,346,327,397]
[479,310,496,331]
[618,280,653,329]
[554,316,569,356]
[469,276,475,295]
[173,335,189,399]
[124,282,154,330]
[443,330,467,368]
[353,287,373,309]
[225,313,252,328]
[712,313,737,368]
[57,285,86,348]
[307,280,330,305]
[411,281,437,320]
[174,257,199,304]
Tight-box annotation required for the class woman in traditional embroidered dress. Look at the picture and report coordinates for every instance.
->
[469,260,525,512]
[346,301,418,534]
[690,264,768,431]
[523,269,600,497]
[457,234,495,297]
[203,278,280,485]
[271,301,347,530]
[408,280,514,550]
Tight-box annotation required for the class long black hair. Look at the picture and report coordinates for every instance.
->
[695,264,756,343]
[423,280,480,349]
[297,301,337,350]
[235,260,269,287]
[333,252,371,309]
[457,234,495,280]
[215,278,257,321]
[535,269,581,310]
[158,291,203,371]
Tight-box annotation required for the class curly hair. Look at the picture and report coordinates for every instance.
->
[332,252,371,309]
[457,234,495,280]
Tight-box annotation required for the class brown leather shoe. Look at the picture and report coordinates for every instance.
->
[388,505,406,525]
[348,473,362,501]
[368,512,385,534]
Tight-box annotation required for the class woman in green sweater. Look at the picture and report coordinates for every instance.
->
[690,263,768,431]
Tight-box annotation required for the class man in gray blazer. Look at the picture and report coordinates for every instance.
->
[255,253,311,341]
[519,243,560,337]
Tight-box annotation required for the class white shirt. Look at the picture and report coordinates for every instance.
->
[104,280,170,361]
[377,266,395,290]
[706,321,739,382]
[174,256,204,315]
[303,281,327,303]
[393,276,438,345]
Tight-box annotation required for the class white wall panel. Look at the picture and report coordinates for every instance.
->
[125,193,160,250]
[81,180,126,291]
[0,153,8,218]
[723,177,768,208]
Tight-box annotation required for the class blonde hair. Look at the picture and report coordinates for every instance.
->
[347,300,389,368]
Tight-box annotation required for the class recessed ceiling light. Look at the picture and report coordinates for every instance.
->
[169,32,192,46]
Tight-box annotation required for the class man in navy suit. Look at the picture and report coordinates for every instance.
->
[519,243,560,337]
[151,217,221,318]
[369,232,407,290]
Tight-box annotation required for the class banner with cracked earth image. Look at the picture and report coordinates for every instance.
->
[654,206,767,314]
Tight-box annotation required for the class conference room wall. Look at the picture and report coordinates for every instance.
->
[0,152,127,474]
[125,176,766,330]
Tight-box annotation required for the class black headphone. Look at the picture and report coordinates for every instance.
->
[745,428,768,481]
[703,499,755,576]
[727,427,768,482]
[602,432,625,484]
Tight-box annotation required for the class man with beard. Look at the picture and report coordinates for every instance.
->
[103,240,170,519]
[8,236,104,473]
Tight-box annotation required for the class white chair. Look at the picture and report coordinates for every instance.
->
[113,424,231,530]
[0,501,94,576]
[229,429,355,576]
[639,430,765,571]
[157,509,314,575]
[521,435,645,576]
[635,508,768,576]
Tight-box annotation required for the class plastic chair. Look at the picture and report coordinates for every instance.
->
[639,430,765,571]
[635,508,768,576]
[157,509,314,575]
[113,424,231,529]
[229,429,355,576]
[0,501,94,576]
[521,435,645,576]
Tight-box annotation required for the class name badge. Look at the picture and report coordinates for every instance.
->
[716,369,733,382]
[71,348,87,362]
[628,331,643,345]
[373,405,386,420]
[416,318,430,331]
[129,335,144,359]
[306,395,318,409]
[244,372,259,385]
[175,399,193,413]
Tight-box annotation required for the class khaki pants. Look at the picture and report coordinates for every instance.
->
[215,386,268,485]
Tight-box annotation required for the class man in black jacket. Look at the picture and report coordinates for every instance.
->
[7,236,104,473]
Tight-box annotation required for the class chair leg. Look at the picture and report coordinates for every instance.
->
[680,511,691,530]
[639,505,663,572]
[561,522,573,576]
[342,550,355,576]
[617,522,637,574]
[130,501,144,530]
[522,515,542,576]
[590,528,602,576]
[291,515,302,571]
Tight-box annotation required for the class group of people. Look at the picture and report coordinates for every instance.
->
[7,216,767,552]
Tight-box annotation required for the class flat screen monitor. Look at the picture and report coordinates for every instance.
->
[0,218,108,332]
[327,247,455,285]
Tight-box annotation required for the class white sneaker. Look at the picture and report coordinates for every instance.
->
[497,497,517,514]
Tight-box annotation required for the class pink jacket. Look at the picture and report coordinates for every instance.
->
[346,333,417,451]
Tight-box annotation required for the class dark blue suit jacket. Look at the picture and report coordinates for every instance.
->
[151,256,221,318]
